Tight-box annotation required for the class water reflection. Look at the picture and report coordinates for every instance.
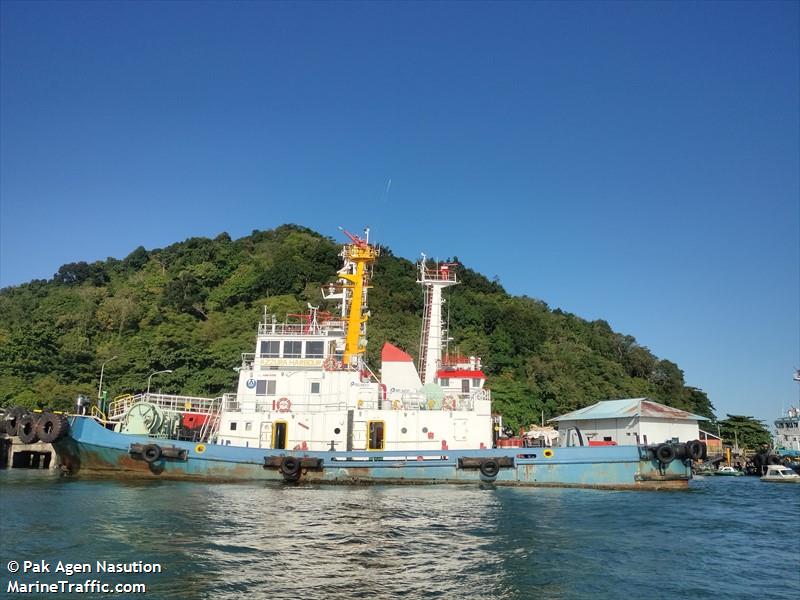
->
[1,473,798,600]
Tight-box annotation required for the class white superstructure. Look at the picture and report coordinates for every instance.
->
[213,233,493,452]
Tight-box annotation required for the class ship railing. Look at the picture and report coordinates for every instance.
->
[257,321,347,336]
[107,392,221,421]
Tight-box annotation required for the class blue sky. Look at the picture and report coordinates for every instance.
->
[1,1,798,425]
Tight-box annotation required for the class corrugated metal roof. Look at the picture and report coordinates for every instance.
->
[549,398,709,422]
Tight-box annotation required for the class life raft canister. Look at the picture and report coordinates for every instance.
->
[276,398,292,413]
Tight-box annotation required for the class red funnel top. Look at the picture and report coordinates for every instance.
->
[381,342,413,363]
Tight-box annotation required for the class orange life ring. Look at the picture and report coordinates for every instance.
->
[277,398,292,413]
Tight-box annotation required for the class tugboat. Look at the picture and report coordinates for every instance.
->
[38,229,699,488]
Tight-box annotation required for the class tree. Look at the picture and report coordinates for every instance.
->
[716,415,771,450]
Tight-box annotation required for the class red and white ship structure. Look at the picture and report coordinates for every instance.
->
[46,228,698,489]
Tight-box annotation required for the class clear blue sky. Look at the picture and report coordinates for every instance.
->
[1,1,798,426]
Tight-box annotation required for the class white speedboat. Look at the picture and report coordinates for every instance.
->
[760,465,800,483]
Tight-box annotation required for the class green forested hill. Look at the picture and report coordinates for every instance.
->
[0,224,715,427]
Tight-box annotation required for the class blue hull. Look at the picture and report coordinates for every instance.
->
[54,417,691,490]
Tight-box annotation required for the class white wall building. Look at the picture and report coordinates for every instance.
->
[550,398,708,446]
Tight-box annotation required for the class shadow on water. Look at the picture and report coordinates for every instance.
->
[1,472,798,599]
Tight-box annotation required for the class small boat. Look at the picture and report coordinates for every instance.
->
[714,465,744,476]
[760,465,800,483]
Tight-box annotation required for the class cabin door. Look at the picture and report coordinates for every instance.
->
[453,419,468,442]
[351,420,368,450]
[258,422,272,449]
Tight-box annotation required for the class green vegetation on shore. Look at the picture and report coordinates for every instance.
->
[0,224,715,429]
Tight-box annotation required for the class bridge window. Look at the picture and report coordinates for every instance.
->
[305,341,325,358]
[256,380,276,396]
[439,378,449,387]
[472,378,480,387]
[461,379,470,393]
[230,422,237,431]
[283,341,302,358]
[260,340,280,357]
[367,421,385,450]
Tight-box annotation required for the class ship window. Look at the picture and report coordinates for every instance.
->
[603,436,612,442]
[305,341,325,358]
[311,382,320,394]
[273,421,287,450]
[230,422,237,431]
[334,427,341,434]
[472,378,480,387]
[260,340,280,357]
[256,380,276,396]
[367,421,385,450]
[440,378,449,387]
[461,379,470,393]
[245,422,252,431]
[283,341,302,358]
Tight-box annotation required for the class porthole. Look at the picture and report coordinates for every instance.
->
[422,427,428,433]
[334,427,341,434]
[401,427,407,434]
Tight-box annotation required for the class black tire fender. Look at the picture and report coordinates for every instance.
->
[280,456,302,481]
[17,413,39,444]
[142,444,162,463]
[36,413,69,443]
[655,444,676,465]
[4,407,25,437]
[686,440,703,460]
[479,459,500,479]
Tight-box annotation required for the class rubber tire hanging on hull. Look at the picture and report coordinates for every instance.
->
[280,457,302,482]
[17,413,39,444]
[3,407,25,437]
[684,440,702,460]
[655,444,676,465]
[142,444,162,463]
[36,413,69,443]
[479,459,500,479]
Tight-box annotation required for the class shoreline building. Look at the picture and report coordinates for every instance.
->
[550,398,708,446]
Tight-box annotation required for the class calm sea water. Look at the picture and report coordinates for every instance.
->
[0,472,798,600]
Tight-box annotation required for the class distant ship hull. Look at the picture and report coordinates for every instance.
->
[54,417,691,490]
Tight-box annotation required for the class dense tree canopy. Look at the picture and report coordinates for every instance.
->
[715,415,772,450]
[0,224,715,427]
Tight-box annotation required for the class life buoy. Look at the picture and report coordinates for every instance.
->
[322,357,337,371]
[277,398,291,413]
[35,413,69,443]
[543,448,554,459]
[479,459,500,478]
[142,444,162,463]
[655,444,676,465]
[280,456,302,481]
